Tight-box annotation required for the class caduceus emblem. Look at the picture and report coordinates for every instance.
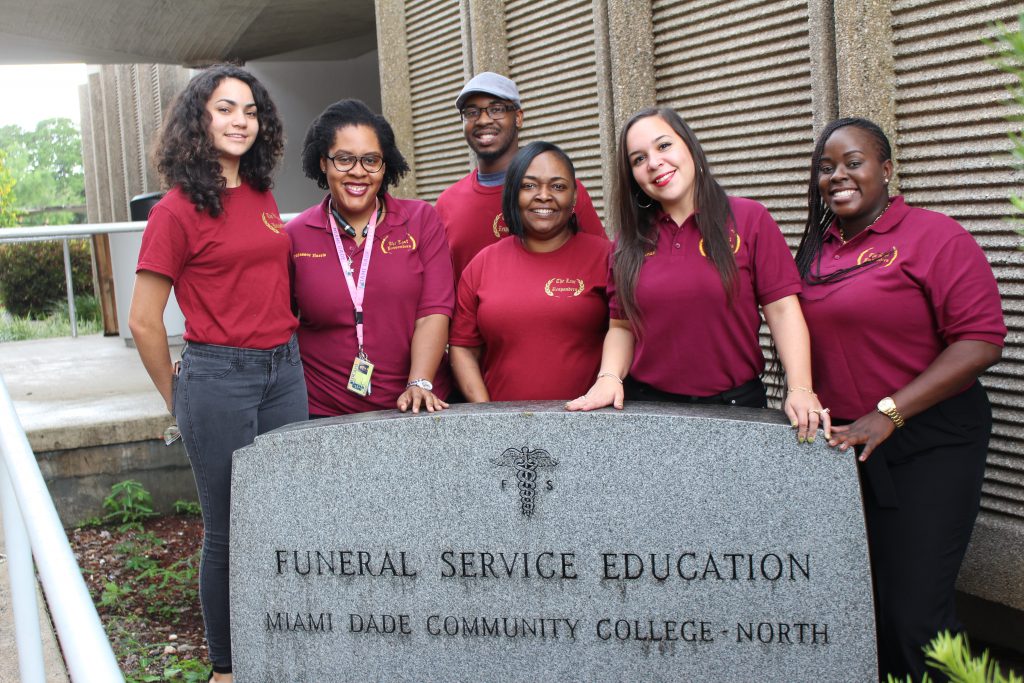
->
[491,447,558,517]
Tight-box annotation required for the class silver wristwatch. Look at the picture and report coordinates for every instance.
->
[406,378,433,391]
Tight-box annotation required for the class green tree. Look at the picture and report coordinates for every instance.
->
[0,119,91,317]
[0,150,18,227]
[0,117,85,226]
[989,13,1024,217]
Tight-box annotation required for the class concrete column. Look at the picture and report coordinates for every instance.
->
[593,0,657,225]
[87,72,113,224]
[79,82,118,335]
[99,66,129,222]
[464,0,508,76]
[832,0,898,184]
[374,0,418,198]
[135,65,160,193]
[78,85,100,226]
[806,0,840,139]
[116,64,145,204]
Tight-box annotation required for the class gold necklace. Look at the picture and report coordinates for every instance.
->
[838,200,891,244]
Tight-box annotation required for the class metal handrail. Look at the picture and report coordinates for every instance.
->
[0,220,147,339]
[0,373,124,682]
[0,213,299,241]
[0,216,301,338]
[0,219,149,240]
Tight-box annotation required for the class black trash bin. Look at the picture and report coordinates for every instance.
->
[130,191,165,222]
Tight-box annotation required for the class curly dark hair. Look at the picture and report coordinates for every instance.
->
[795,117,893,282]
[300,99,410,198]
[155,64,284,217]
[502,141,579,241]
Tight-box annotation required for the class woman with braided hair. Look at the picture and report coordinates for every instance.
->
[795,117,1005,680]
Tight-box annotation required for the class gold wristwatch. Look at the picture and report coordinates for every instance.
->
[876,397,905,428]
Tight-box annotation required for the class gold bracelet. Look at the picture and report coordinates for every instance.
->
[788,386,816,396]
[597,372,623,384]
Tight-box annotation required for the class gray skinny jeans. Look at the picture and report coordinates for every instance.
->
[173,335,307,672]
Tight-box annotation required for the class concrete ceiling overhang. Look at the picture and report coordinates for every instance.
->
[0,0,377,65]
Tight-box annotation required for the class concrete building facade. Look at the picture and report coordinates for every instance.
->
[375,0,1024,644]
[60,0,1023,646]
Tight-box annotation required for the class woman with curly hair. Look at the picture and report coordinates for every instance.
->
[287,99,454,415]
[128,64,306,682]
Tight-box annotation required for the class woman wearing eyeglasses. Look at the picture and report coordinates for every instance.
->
[286,99,455,416]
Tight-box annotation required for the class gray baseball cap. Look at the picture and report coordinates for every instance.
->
[455,72,521,111]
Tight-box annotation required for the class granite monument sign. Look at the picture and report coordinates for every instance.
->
[230,402,876,681]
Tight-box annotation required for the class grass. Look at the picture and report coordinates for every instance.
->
[0,294,103,342]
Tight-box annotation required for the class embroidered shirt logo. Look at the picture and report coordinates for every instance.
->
[544,278,585,297]
[381,233,417,254]
[293,251,328,259]
[492,213,509,239]
[698,230,742,257]
[856,246,898,268]
[262,211,284,234]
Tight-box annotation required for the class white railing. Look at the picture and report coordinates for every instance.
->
[0,215,299,337]
[0,220,148,339]
[0,373,124,682]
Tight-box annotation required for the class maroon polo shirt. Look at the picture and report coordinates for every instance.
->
[137,183,297,349]
[450,233,611,400]
[435,170,607,285]
[286,194,455,416]
[799,196,1006,420]
[609,196,802,396]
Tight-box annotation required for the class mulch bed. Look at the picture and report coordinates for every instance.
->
[70,514,209,679]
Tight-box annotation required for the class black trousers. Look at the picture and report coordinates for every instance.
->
[623,376,767,408]
[857,381,991,681]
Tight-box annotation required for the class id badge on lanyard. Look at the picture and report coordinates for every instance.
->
[328,199,381,397]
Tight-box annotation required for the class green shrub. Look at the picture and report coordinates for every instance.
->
[887,631,1022,683]
[102,480,158,530]
[0,295,103,342]
[0,238,93,318]
[47,292,101,323]
[172,499,201,516]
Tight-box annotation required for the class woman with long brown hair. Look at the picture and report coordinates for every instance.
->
[568,107,824,442]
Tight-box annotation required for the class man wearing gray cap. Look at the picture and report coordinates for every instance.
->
[435,72,606,284]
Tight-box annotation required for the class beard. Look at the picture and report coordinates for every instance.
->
[468,128,518,163]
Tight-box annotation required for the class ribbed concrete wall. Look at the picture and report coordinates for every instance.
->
[81,64,190,223]
[378,0,1024,630]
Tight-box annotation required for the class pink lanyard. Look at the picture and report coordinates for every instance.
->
[328,199,380,358]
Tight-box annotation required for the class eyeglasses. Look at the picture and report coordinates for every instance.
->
[326,153,385,173]
[460,104,518,122]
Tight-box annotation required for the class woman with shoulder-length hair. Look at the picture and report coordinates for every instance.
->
[286,99,454,416]
[129,64,307,681]
[795,117,1005,680]
[450,140,610,401]
[567,107,826,443]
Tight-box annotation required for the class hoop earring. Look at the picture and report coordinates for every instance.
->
[635,192,653,209]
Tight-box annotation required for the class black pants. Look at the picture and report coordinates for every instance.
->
[857,381,990,681]
[623,376,768,408]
